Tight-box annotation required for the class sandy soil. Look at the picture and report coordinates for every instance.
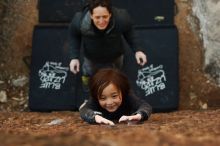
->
[0,110,219,146]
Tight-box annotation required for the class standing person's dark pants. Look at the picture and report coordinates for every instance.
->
[81,55,124,100]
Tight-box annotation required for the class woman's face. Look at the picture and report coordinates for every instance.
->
[90,6,111,30]
[98,83,122,112]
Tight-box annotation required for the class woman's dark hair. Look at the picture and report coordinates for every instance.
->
[89,68,130,100]
[88,0,112,14]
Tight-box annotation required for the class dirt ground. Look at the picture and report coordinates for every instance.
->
[0,110,219,146]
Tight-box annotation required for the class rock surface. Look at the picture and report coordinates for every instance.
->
[192,0,220,85]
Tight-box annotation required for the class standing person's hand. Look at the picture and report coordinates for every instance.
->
[135,51,147,66]
[95,115,115,126]
[69,59,80,74]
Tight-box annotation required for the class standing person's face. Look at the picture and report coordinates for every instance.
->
[90,6,111,30]
[98,83,122,112]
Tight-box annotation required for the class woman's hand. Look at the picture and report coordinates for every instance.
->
[95,115,115,126]
[135,51,147,66]
[69,59,80,74]
[119,114,142,123]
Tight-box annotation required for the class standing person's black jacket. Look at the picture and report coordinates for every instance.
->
[79,92,152,124]
[68,7,145,63]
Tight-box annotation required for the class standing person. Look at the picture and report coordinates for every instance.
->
[69,0,147,76]
[79,68,152,125]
